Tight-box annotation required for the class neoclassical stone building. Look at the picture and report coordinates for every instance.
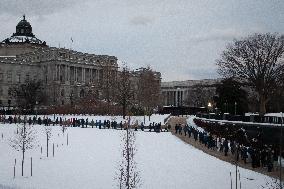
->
[0,16,118,108]
[161,79,221,107]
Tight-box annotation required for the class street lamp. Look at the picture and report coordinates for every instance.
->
[234,101,237,115]
[208,102,212,119]
[280,112,283,189]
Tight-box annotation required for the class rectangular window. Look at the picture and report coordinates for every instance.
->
[17,74,21,83]
[0,73,3,82]
[26,74,30,82]
[7,71,12,83]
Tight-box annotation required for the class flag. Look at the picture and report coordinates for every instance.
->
[71,37,73,43]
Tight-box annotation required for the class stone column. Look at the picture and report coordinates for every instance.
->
[59,64,61,82]
[54,64,57,81]
[96,69,99,82]
[65,65,68,82]
[173,91,176,106]
[90,68,92,83]
[82,68,85,83]
[75,67,77,82]
[181,90,183,106]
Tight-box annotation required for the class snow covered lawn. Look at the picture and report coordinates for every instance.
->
[0,120,273,189]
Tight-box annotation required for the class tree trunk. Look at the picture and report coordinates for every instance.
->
[22,124,26,177]
[122,102,126,119]
[22,144,24,176]
[126,128,130,189]
[259,94,267,116]
[47,136,49,157]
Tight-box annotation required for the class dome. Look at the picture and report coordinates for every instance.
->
[16,18,32,28]
[1,15,47,46]
[14,15,34,37]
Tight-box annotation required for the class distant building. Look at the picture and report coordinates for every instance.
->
[0,16,118,108]
[161,79,221,107]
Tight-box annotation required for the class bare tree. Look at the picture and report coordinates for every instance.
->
[116,117,141,189]
[116,65,133,119]
[12,80,46,113]
[10,119,37,176]
[183,85,213,107]
[45,126,52,157]
[217,33,284,115]
[136,66,161,116]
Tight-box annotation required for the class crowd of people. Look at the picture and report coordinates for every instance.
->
[174,119,283,173]
[0,115,171,133]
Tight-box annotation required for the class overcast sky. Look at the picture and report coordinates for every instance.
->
[0,0,283,81]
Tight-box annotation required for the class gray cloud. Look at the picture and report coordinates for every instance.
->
[0,0,80,16]
[190,27,263,43]
[130,16,154,26]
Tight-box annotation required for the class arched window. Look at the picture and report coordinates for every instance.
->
[61,89,65,97]
[80,89,85,98]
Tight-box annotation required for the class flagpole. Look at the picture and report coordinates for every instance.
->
[70,37,73,50]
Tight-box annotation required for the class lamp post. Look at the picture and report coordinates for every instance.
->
[208,102,212,119]
[280,112,283,189]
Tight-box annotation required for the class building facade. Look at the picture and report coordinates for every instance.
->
[0,16,118,108]
[161,79,221,107]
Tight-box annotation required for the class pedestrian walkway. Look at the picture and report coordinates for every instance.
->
[167,116,284,180]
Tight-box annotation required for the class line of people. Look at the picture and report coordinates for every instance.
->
[174,121,282,173]
[0,115,171,133]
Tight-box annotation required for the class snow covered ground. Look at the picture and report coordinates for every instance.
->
[0,115,275,189]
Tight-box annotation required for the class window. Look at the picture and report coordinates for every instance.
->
[17,73,21,83]
[0,87,3,96]
[80,89,85,98]
[61,89,65,97]
[26,73,30,82]
[0,73,3,82]
[7,71,12,83]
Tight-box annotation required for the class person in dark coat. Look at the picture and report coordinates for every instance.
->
[175,124,178,134]
[178,124,182,135]
[28,117,32,125]
[188,127,192,138]
[224,139,229,156]
[99,120,102,129]
[33,116,36,125]
[183,125,188,136]
[167,124,171,132]
[38,117,42,125]
[120,121,123,130]
[193,130,198,141]
[86,118,89,128]
[90,119,95,128]
[140,122,145,131]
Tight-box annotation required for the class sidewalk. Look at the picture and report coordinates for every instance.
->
[167,116,284,180]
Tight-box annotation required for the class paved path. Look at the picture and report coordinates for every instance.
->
[167,116,283,180]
